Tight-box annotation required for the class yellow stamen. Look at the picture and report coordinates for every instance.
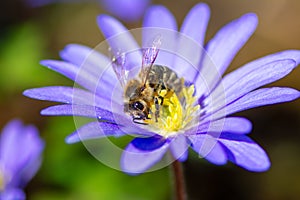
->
[146,84,200,137]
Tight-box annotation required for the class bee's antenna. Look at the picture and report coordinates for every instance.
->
[142,35,162,85]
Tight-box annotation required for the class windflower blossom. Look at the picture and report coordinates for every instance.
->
[24,3,300,174]
[0,120,44,199]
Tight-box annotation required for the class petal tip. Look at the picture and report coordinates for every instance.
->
[243,12,258,26]
[39,59,56,68]
[97,14,115,28]
[246,159,271,172]
[193,2,210,13]
[65,134,79,144]
[22,89,30,97]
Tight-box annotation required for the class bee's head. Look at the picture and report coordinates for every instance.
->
[124,100,149,121]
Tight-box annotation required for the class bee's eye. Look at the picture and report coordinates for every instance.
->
[133,102,144,111]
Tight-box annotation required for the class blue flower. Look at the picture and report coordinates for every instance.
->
[0,120,44,199]
[24,3,300,174]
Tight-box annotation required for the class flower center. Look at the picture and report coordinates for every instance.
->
[123,65,200,138]
[145,84,200,137]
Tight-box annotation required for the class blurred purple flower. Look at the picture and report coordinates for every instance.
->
[0,120,44,199]
[101,0,151,22]
[24,3,300,174]
[25,0,151,22]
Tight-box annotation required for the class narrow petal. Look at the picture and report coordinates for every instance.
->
[180,3,210,49]
[19,157,42,187]
[65,121,124,144]
[0,188,25,200]
[101,0,151,22]
[40,60,98,91]
[60,44,117,81]
[198,117,252,134]
[59,44,93,68]
[173,3,210,80]
[23,86,114,110]
[189,134,227,165]
[219,133,270,172]
[97,15,142,70]
[169,135,188,162]
[60,44,123,97]
[210,50,300,104]
[196,13,258,96]
[143,6,177,67]
[44,59,122,99]
[0,120,23,170]
[143,5,177,32]
[131,135,166,151]
[209,87,300,120]
[41,104,116,122]
[222,50,300,87]
[205,59,296,113]
[121,137,169,174]
[23,86,105,106]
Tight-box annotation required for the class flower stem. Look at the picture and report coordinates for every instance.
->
[171,159,187,200]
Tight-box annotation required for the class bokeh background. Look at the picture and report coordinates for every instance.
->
[1,0,300,199]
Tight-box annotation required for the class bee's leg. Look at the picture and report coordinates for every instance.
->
[154,97,160,122]
[158,96,164,105]
[133,117,148,125]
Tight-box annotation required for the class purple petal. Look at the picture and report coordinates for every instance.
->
[180,3,210,50]
[205,59,296,113]
[222,50,300,86]
[59,44,124,97]
[121,138,169,174]
[97,15,142,70]
[143,5,177,31]
[54,44,122,98]
[169,135,188,162]
[66,121,124,144]
[23,86,104,105]
[59,44,93,68]
[60,44,116,81]
[41,104,116,122]
[209,87,300,120]
[143,6,177,67]
[196,13,258,96]
[0,188,25,200]
[101,0,151,22]
[131,135,166,151]
[40,60,98,91]
[43,59,122,99]
[173,3,210,81]
[198,117,252,134]
[210,50,300,103]
[23,86,114,110]
[219,133,270,171]
[19,157,42,187]
[189,134,227,165]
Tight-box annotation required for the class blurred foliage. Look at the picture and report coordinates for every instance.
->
[0,23,62,95]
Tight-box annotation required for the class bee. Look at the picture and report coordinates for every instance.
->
[111,36,184,124]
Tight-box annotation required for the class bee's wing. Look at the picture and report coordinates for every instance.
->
[110,48,128,88]
[141,35,162,84]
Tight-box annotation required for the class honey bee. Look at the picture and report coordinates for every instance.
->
[111,36,184,124]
